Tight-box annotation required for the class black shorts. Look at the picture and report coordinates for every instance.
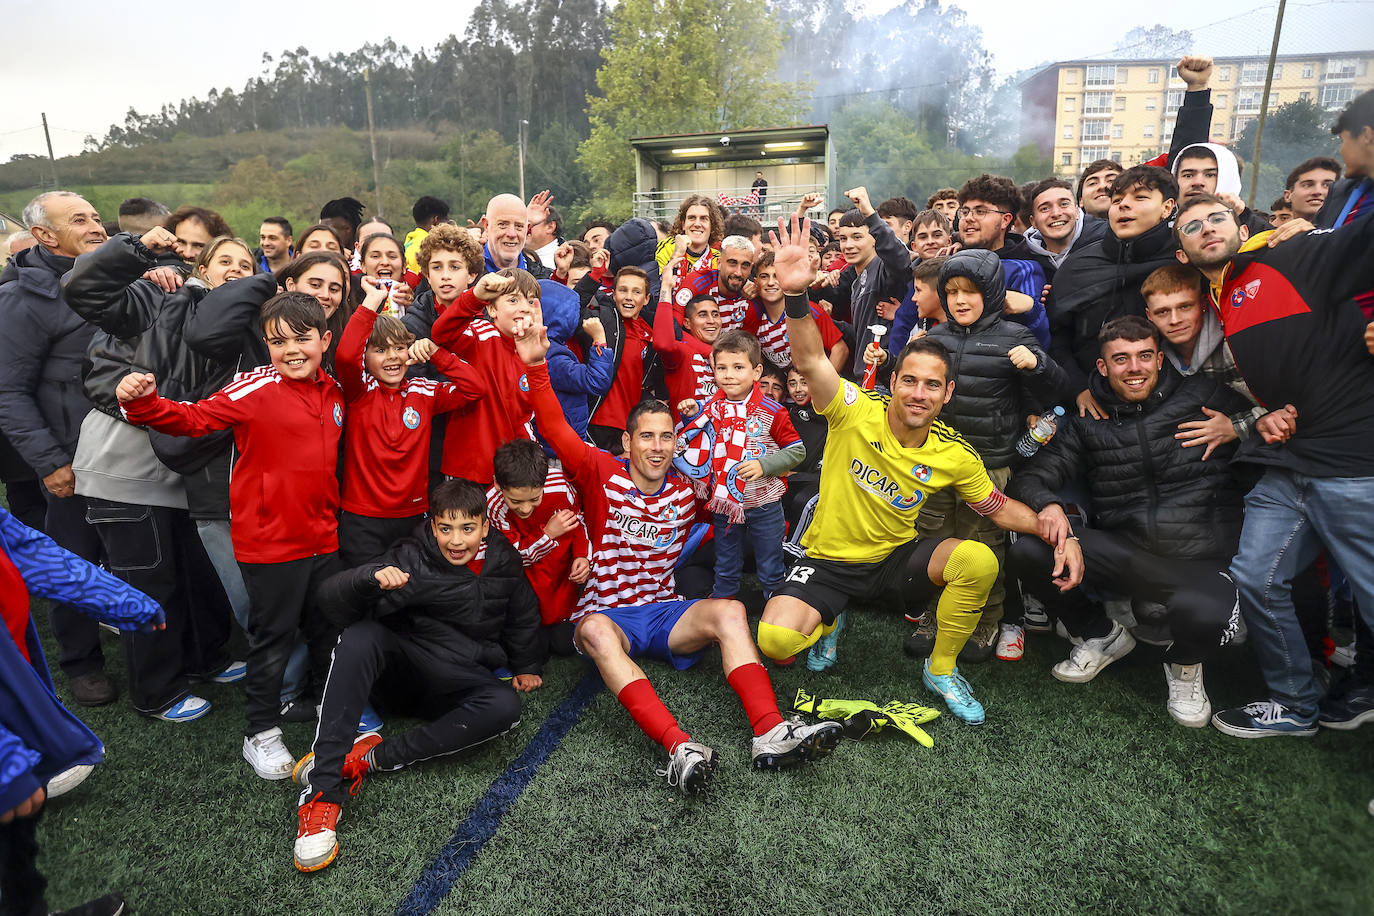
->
[775,538,941,626]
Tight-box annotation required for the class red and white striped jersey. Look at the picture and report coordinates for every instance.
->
[674,268,750,331]
[742,300,845,368]
[485,468,591,625]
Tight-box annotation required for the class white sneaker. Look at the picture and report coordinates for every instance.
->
[1051,621,1136,683]
[46,764,94,799]
[751,717,844,769]
[656,742,717,795]
[995,623,1024,661]
[1164,663,1211,727]
[243,726,296,780]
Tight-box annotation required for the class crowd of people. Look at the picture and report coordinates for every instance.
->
[0,55,1372,908]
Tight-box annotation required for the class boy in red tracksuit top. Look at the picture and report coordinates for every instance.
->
[336,278,484,565]
[117,292,345,782]
[487,439,590,658]
[428,269,539,484]
[653,258,721,424]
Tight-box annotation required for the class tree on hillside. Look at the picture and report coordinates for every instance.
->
[577,0,808,219]
[1237,97,1340,186]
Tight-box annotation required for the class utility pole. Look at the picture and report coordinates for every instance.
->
[40,113,58,189]
[518,119,529,203]
[364,68,383,218]
[1248,0,1287,208]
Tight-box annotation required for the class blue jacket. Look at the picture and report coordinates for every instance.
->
[540,280,613,445]
[0,509,163,813]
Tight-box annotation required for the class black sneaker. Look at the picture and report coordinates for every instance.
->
[52,892,126,916]
[902,614,937,659]
[280,700,318,723]
[957,618,998,665]
[69,671,117,707]
[1319,682,1374,731]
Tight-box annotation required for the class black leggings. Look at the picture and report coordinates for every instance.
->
[306,621,521,807]
[1010,528,1237,665]
[0,811,45,916]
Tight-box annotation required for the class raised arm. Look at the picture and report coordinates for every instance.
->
[771,215,842,410]
[61,230,180,338]
[511,322,597,476]
[184,271,277,363]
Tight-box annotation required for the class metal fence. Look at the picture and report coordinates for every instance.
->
[633,183,828,223]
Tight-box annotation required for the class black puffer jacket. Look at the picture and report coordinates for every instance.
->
[1046,220,1179,392]
[0,245,93,479]
[1008,363,1252,561]
[607,218,663,307]
[62,235,239,518]
[182,271,276,374]
[573,273,666,418]
[926,250,1072,467]
[317,525,543,675]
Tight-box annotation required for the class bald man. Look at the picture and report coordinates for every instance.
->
[480,192,554,278]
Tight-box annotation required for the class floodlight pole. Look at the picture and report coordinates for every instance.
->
[365,67,383,218]
[1248,0,1287,208]
[519,119,529,203]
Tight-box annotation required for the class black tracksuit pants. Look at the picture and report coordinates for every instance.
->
[0,812,45,916]
[238,553,342,737]
[305,620,521,807]
[84,499,231,713]
[338,511,424,567]
[39,492,106,680]
[1010,528,1237,665]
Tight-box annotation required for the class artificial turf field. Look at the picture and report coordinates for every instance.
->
[28,600,1374,916]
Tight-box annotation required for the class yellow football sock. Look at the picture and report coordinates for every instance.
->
[757,621,825,660]
[928,540,998,676]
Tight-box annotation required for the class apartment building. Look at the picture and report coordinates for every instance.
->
[1022,52,1374,179]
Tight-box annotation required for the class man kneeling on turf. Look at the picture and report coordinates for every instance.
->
[510,316,842,796]
[293,480,542,872]
[757,215,1085,725]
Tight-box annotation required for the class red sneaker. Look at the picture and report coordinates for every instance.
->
[294,792,341,872]
[292,731,383,795]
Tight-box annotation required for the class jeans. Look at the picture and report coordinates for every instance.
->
[712,500,787,600]
[1231,468,1374,718]
[197,519,306,703]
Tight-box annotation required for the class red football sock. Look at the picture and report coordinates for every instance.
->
[726,662,785,736]
[616,678,690,752]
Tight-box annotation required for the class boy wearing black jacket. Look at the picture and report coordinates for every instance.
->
[292,479,542,873]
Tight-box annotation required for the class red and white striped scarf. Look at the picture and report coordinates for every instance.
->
[676,385,763,524]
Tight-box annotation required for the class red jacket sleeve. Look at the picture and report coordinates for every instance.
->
[525,361,595,478]
[652,293,687,370]
[814,306,844,352]
[770,403,801,448]
[430,290,487,353]
[120,383,254,437]
[337,307,377,403]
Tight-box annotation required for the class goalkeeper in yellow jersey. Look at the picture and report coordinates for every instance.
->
[756,215,1085,724]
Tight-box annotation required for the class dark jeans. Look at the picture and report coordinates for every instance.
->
[238,554,342,736]
[0,811,46,916]
[40,491,105,679]
[304,620,520,806]
[338,511,423,567]
[713,501,787,600]
[1010,528,1239,665]
[3,478,46,532]
[85,499,232,713]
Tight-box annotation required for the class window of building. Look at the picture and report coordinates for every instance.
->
[1117,68,1129,82]
[1061,152,1073,166]
[1084,91,1113,115]
[1237,89,1262,113]
[1145,96,1157,111]
[1166,89,1184,113]
[1323,85,1356,109]
[1327,58,1358,79]
[1110,150,1123,164]
[1066,69,1080,85]
[1143,124,1155,138]
[1216,94,1229,108]
[1064,97,1076,112]
[1081,145,1110,163]
[1273,64,1283,80]
[1241,61,1265,84]
[1063,125,1073,139]
[1300,90,1311,102]
[1148,68,1160,84]
[1302,63,1313,79]
[1231,116,1253,140]
[1082,121,1109,142]
[1086,64,1116,86]
[1112,124,1123,139]
[1115,95,1126,111]
[1219,65,1231,81]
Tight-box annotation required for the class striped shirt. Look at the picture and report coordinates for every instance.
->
[485,468,591,625]
[674,268,749,331]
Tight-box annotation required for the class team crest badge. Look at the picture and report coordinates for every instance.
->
[332,404,343,427]
[1230,288,1246,307]
[842,382,858,406]
[519,374,530,392]
[912,464,932,483]
[745,416,762,436]
[676,287,693,307]
[403,406,420,429]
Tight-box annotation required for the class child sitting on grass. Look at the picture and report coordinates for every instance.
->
[677,330,805,606]
[292,479,542,873]
[117,292,346,782]
[336,277,482,565]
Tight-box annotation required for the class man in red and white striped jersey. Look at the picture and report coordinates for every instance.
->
[510,318,841,796]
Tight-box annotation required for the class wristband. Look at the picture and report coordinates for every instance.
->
[784,292,812,319]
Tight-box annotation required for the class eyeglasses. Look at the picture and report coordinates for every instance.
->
[957,207,1007,220]
[1178,210,1235,237]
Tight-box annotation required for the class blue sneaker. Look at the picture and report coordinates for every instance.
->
[154,695,211,723]
[1212,700,1318,738]
[211,660,248,684]
[492,667,513,681]
[358,703,384,734]
[806,611,846,672]
[922,659,985,725]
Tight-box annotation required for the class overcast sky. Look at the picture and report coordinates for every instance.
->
[0,0,1355,159]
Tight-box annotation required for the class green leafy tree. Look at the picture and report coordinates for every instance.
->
[578,0,808,218]
[1237,98,1340,204]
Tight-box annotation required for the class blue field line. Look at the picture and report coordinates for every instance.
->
[395,669,605,916]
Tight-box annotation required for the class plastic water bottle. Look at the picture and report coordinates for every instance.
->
[1016,406,1065,458]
